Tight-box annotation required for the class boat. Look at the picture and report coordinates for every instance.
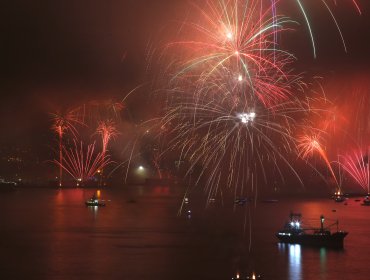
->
[0,181,17,192]
[334,195,346,202]
[235,197,248,205]
[361,195,370,206]
[85,194,105,207]
[276,213,348,248]
[332,191,346,202]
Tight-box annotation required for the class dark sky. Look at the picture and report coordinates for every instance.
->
[1,0,370,143]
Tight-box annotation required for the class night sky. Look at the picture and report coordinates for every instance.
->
[1,0,370,148]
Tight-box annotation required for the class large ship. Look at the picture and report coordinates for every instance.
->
[276,213,348,248]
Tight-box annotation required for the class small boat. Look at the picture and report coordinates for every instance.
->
[235,197,248,205]
[334,196,346,202]
[332,192,346,202]
[361,196,370,206]
[208,198,216,203]
[0,181,17,192]
[276,213,348,248]
[85,194,105,207]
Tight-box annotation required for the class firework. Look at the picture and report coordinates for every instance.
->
[167,0,302,108]
[50,107,84,187]
[160,83,319,198]
[157,0,341,198]
[154,0,365,200]
[53,141,112,187]
[272,0,362,57]
[96,120,119,156]
[340,147,369,194]
[297,133,338,187]
[95,120,119,185]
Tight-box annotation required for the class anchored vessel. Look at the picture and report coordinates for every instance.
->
[332,191,346,202]
[0,180,17,192]
[85,194,105,207]
[276,213,348,248]
[234,197,248,205]
[361,195,370,206]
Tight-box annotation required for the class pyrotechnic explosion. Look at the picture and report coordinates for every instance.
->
[155,0,362,197]
[167,0,302,108]
[96,120,119,157]
[157,0,333,197]
[340,147,370,194]
[53,141,112,187]
[297,133,339,187]
[161,89,321,198]
[50,107,84,187]
[96,120,119,185]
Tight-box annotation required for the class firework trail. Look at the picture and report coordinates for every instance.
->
[96,120,119,154]
[53,140,112,186]
[271,0,362,57]
[297,133,339,187]
[96,120,119,185]
[350,88,370,144]
[340,147,369,194]
[50,107,84,187]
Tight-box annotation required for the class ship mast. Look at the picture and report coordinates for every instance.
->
[320,215,325,232]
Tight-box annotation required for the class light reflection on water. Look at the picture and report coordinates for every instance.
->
[320,247,327,279]
[289,244,302,280]
[278,243,303,280]
[1,188,370,279]
[277,241,348,280]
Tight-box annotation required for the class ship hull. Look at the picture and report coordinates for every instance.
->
[276,232,348,248]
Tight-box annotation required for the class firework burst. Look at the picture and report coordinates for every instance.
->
[96,120,119,156]
[53,141,112,187]
[95,120,119,185]
[167,0,302,108]
[297,133,338,187]
[157,0,342,198]
[160,82,321,198]
[50,107,84,186]
[339,147,369,194]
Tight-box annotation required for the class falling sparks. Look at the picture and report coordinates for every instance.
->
[96,120,119,185]
[340,147,370,193]
[50,107,84,187]
[297,133,338,187]
[53,141,112,186]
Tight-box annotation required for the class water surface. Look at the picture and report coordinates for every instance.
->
[0,186,369,279]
